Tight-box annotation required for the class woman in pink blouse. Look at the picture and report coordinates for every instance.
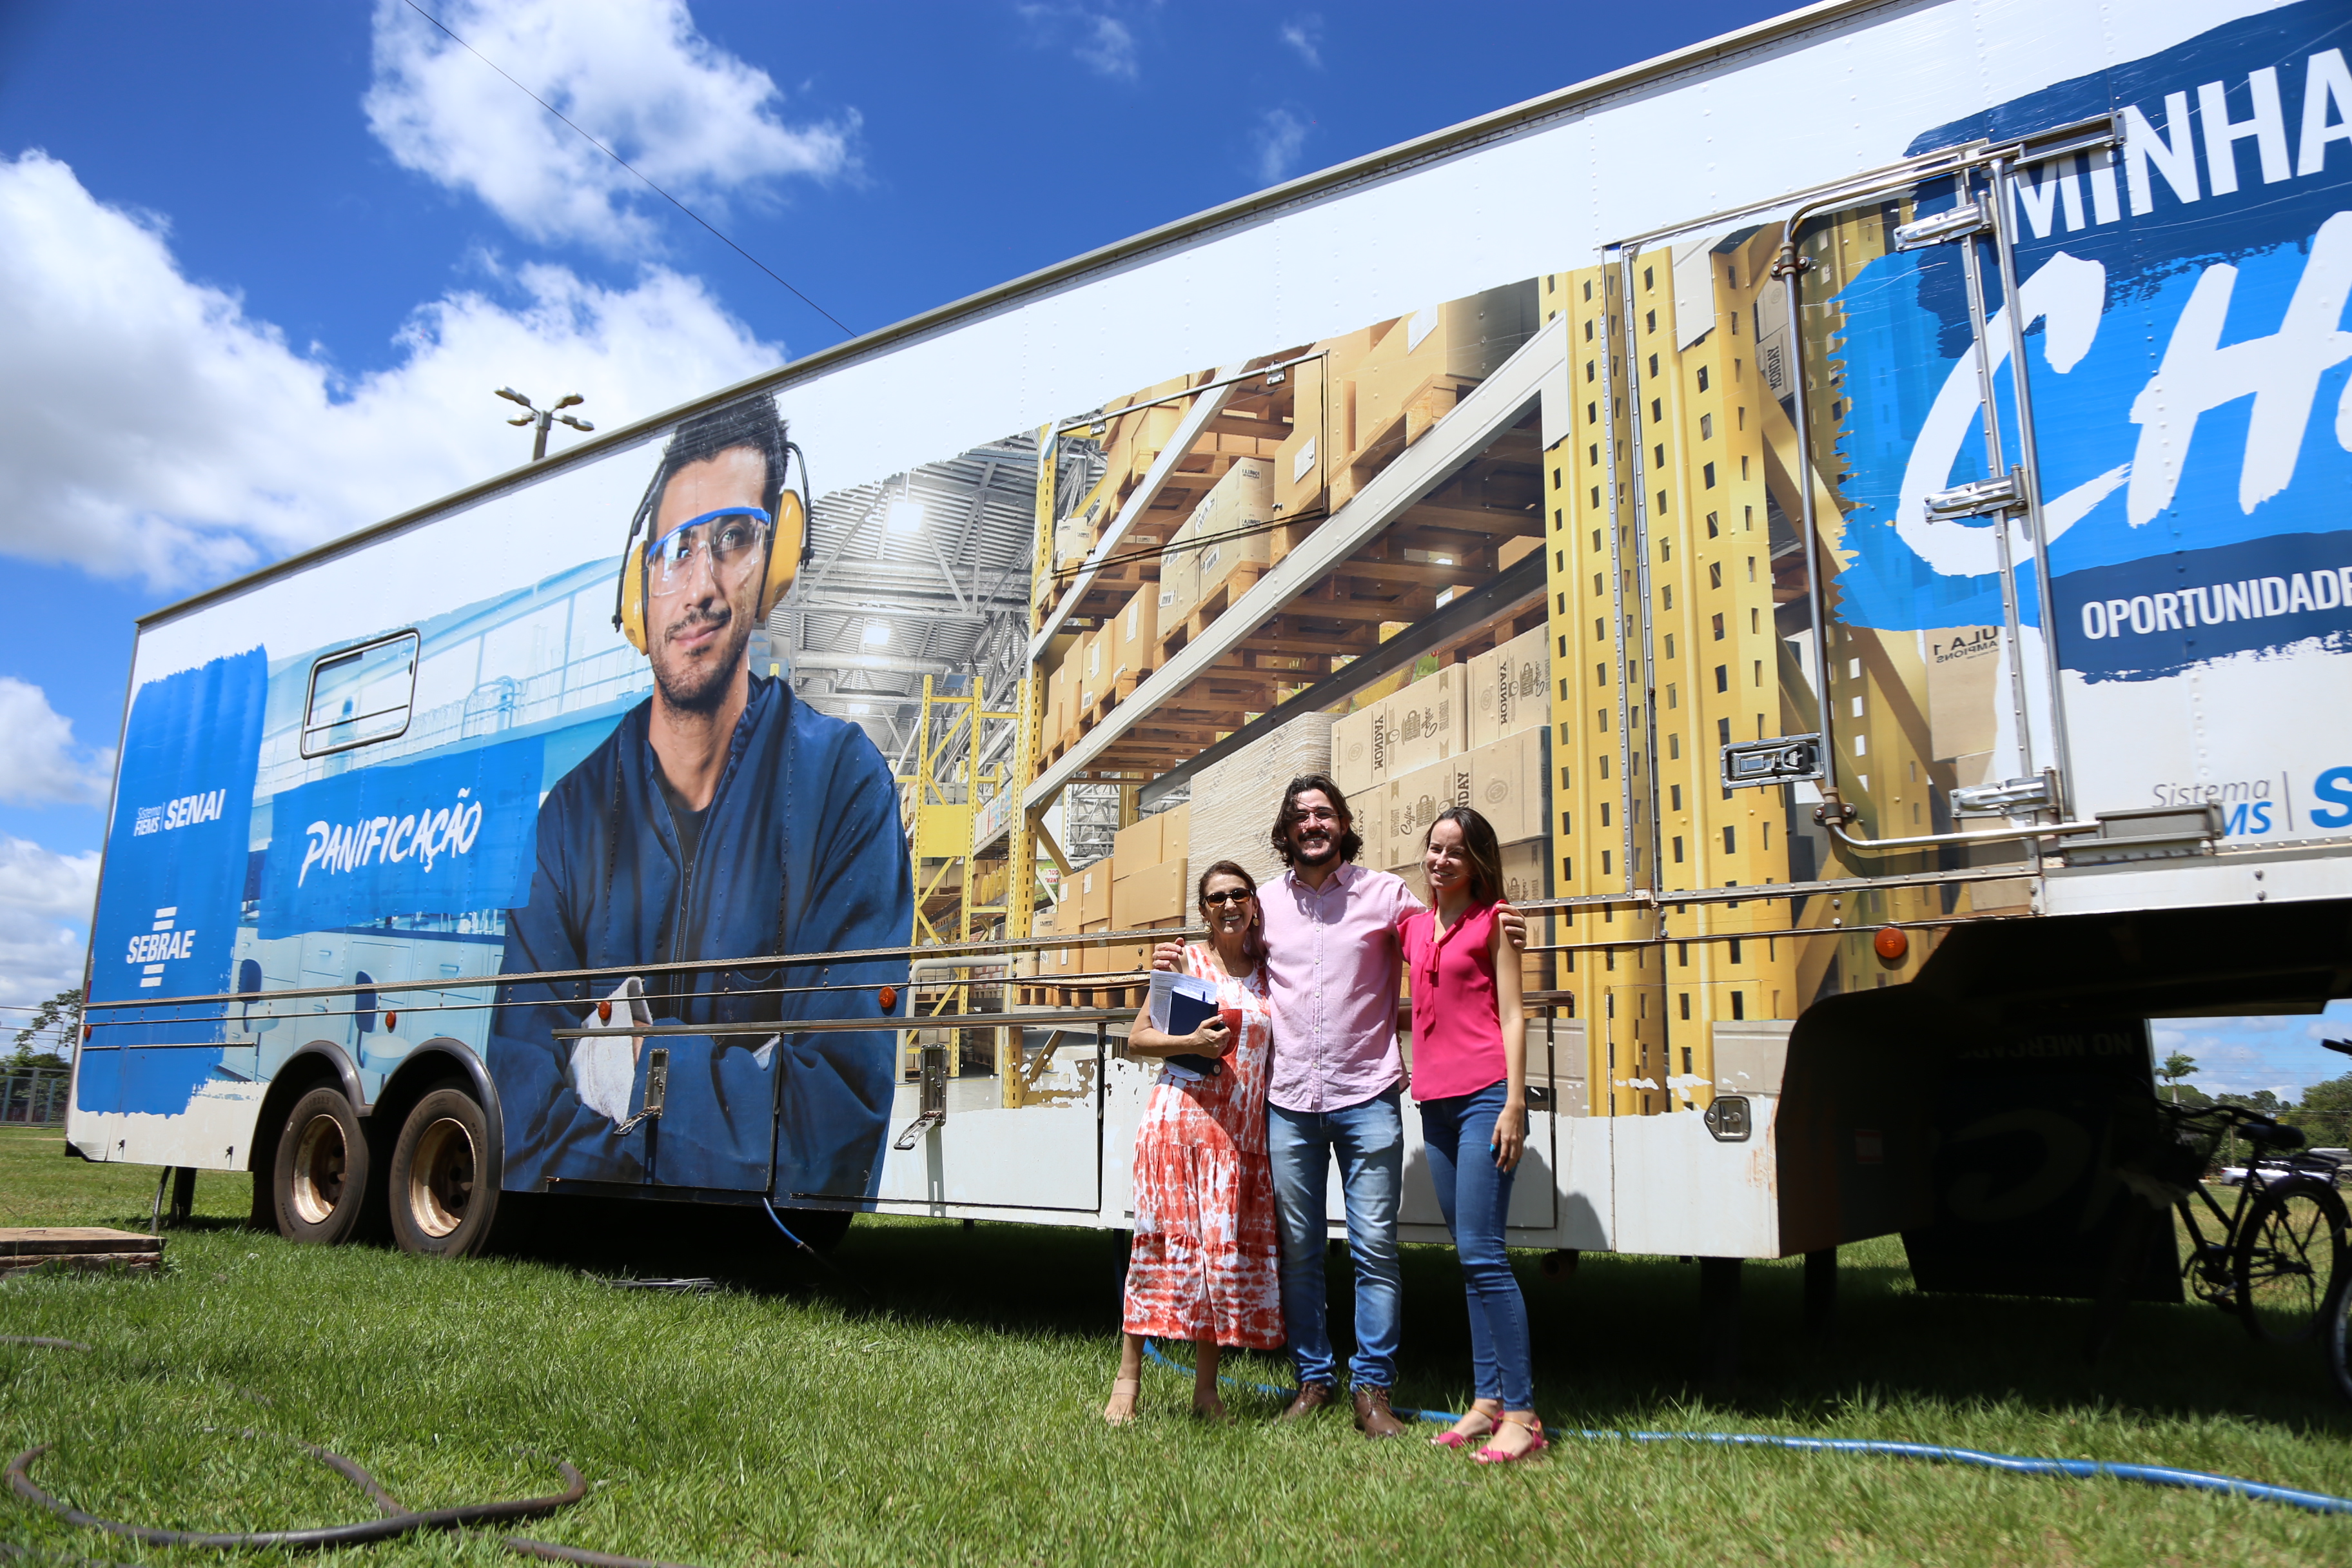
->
[1398,805,1543,1462]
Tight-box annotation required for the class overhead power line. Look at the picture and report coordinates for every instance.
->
[400,0,856,340]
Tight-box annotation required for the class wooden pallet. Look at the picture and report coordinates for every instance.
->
[0,1227,162,1277]
[1014,984,1144,1012]
[1153,562,1269,665]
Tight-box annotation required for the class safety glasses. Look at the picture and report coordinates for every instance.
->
[643,506,770,597]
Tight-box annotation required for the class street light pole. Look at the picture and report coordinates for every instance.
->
[493,387,595,460]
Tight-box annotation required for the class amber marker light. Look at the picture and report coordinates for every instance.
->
[877,985,899,1013]
[1873,925,1908,963]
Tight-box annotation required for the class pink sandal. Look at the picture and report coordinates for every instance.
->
[1475,1415,1547,1463]
[1431,1407,1500,1449]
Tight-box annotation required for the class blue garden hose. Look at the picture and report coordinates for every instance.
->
[1139,1340,2352,1516]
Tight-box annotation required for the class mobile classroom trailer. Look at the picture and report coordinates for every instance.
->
[71,0,2352,1326]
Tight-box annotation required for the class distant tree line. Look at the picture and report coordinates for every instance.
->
[2156,1048,2352,1159]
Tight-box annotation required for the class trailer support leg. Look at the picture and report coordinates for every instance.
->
[1699,1256,1741,1384]
[170,1167,196,1227]
[1804,1247,1837,1337]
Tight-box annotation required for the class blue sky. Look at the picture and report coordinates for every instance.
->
[0,0,2344,1093]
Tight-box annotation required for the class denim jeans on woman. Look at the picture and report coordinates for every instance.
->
[1417,1079,1533,1409]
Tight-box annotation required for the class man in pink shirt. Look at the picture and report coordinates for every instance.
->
[1156,772,1522,1436]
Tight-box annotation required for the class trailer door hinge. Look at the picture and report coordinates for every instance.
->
[1923,467,2026,520]
[1892,199,1991,250]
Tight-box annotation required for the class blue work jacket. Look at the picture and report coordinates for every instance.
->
[489,674,911,1196]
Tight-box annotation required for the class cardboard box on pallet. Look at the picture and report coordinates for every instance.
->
[1349,286,1540,459]
[1380,664,1466,776]
[1155,801,1190,867]
[1111,586,1160,681]
[1467,626,1551,749]
[1078,625,1113,711]
[1113,856,1188,928]
[1095,916,1181,979]
[1113,813,1161,868]
[1053,500,1101,574]
[1332,704,1377,798]
[1192,458,1273,609]
[1273,355,1326,520]
[1500,839,1554,992]
[1462,726,1551,846]
[1046,656,1075,748]
[1157,516,1204,630]
[1186,712,1335,892]
[1075,858,1114,927]
[1378,756,1471,870]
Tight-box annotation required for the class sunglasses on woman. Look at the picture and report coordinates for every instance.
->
[1202,888,1255,906]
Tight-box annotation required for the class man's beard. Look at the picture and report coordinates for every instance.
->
[649,606,750,713]
[1289,825,1341,865]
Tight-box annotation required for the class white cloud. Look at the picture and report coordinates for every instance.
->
[1019,5,1141,80]
[0,150,785,589]
[0,836,99,1011]
[0,680,111,807]
[1279,15,1322,69]
[1075,14,1139,77]
[365,0,855,252]
[1251,108,1312,185]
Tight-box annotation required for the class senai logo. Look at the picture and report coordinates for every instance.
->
[131,789,229,837]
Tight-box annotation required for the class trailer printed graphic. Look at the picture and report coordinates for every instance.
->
[66,1,2351,1323]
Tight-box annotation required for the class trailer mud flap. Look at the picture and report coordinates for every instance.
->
[1901,1015,2179,1303]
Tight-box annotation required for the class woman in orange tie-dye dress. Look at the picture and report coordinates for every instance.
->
[1102,859,1283,1424]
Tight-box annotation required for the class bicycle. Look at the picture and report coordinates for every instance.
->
[2096,1089,2347,1380]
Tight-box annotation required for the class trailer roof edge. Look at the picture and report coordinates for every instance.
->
[136,0,1877,632]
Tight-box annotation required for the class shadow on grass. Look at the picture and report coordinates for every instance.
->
[478,1196,2352,1441]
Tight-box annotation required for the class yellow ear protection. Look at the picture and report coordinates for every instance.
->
[612,422,812,654]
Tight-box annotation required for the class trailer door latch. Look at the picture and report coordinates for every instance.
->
[1704,1095,1752,1142]
[1721,733,1823,789]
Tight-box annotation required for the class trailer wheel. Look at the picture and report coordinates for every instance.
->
[2233,1176,2348,1344]
[2326,1277,2352,1404]
[387,1086,501,1258]
[273,1086,370,1246]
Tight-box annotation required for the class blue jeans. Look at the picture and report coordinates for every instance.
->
[1419,1081,1533,1409]
[1268,1086,1403,1390]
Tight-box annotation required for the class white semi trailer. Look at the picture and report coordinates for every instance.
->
[72,0,2351,1354]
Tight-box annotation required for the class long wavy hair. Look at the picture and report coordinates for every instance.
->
[1426,806,1504,905]
[1197,859,1269,965]
[1269,772,1364,867]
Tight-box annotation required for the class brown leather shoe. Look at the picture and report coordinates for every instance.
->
[1279,1382,1336,1421]
[1353,1386,1409,1438]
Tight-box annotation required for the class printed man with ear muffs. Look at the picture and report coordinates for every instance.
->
[489,392,913,1197]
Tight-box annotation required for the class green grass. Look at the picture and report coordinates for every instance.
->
[3,1123,2350,1566]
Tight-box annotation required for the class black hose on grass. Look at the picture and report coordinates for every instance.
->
[6,1441,586,1549]
[1139,1339,2352,1516]
[0,1340,695,1565]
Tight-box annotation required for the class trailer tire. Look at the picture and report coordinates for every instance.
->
[273,1086,370,1246]
[387,1086,501,1258]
